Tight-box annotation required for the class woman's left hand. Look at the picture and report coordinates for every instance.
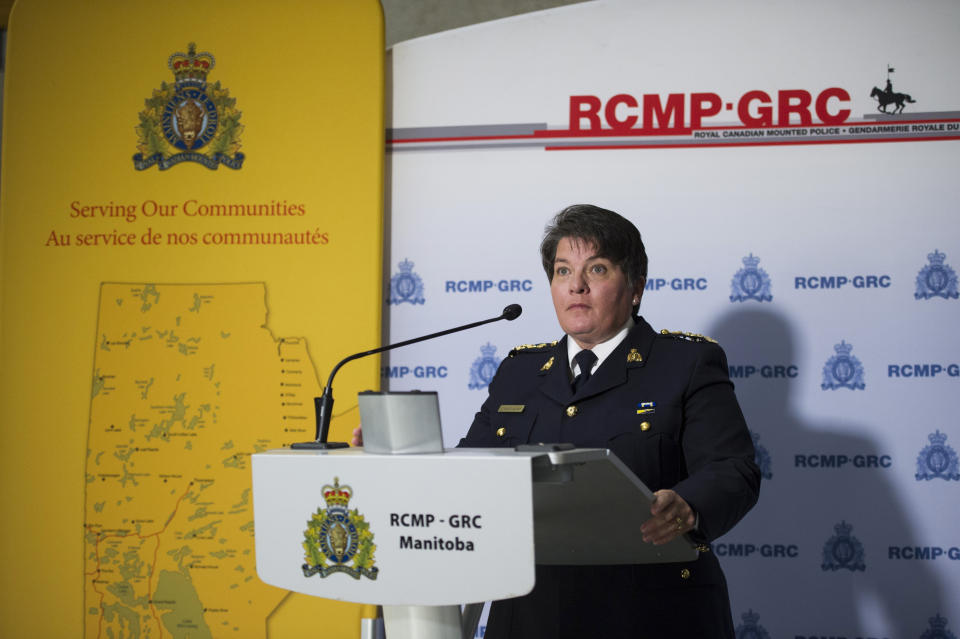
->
[640,489,696,545]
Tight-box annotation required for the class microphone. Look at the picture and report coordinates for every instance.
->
[291,304,523,449]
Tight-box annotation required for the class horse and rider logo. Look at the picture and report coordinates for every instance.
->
[870,65,916,114]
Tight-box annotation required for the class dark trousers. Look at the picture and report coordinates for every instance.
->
[484,557,735,639]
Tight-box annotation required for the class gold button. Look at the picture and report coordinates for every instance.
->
[680,568,691,580]
[566,405,578,417]
[640,421,651,431]
[696,544,710,553]
[496,427,505,437]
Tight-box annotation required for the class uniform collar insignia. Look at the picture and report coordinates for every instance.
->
[539,356,555,373]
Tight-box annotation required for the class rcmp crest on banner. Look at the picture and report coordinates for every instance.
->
[915,430,960,481]
[302,477,378,580]
[751,431,773,480]
[920,614,958,639]
[821,340,865,390]
[134,43,244,170]
[821,520,866,572]
[730,254,773,302]
[389,259,426,305]
[734,609,771,639]
[915,250,959,300]
[469,342,501,390]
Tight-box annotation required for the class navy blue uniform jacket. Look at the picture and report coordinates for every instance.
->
[459,317,760,639]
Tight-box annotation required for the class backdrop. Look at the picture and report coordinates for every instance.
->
[384,1,960,637]
[0,0,383,636]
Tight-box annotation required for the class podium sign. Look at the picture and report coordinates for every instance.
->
[252,449,535,605]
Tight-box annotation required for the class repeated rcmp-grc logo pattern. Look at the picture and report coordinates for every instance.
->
[734,609,771,639]
[469,343,502,390]
[821,340,865,390]
[302,477,378,580]
[750,431,773,480]
[916,430,960,481]
[389,259,426,305]
[915,250,959,300]
[134,43,244,170]
[920,614,958,639]
[730,254,773,303]
[821,520,865,572]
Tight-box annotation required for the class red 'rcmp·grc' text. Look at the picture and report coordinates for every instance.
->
[568,89,851,131]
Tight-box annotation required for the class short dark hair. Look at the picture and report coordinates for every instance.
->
[540,204,648,287]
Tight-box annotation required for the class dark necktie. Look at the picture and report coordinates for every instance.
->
[571,349,598,394]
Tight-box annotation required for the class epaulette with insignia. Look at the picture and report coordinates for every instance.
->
[660,329,718,344]
[508,341,558,357]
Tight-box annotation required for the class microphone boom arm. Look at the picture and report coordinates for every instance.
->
[291,304,522,449]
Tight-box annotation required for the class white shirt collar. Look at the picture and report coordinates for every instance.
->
[566,316,635,378]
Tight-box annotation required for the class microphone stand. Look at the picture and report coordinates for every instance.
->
[291,304,522,449]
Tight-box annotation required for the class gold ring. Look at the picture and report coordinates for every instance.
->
[675,517,683,531]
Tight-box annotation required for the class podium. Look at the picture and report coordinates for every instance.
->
[252,446,697,638]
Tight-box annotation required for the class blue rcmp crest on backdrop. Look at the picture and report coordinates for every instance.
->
[915,250,960,300]
[920,614,959,639]
[916,430,960,481]
[389,258,426,305]
[469,342,502,390]
[734,609,771,639]
[821,520,866,572]
[750,431,773,480]
[821,340,866,390]
[133,43,245,171]
[730,254,773,302]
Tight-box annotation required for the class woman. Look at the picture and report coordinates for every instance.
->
[459,204,760,638]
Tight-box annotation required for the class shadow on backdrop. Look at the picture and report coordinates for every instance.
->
[709,307,944,637]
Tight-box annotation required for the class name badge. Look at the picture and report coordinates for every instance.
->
[498,404,525,413]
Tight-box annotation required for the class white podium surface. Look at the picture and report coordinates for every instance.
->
[252,448,535,606]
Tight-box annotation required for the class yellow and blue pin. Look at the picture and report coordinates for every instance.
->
[636,401,656,415]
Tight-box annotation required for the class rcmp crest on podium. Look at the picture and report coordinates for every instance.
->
[821,340,865,390]
[915,250,959,300]
[730,254,773,302]
[821,520,865,572]
[302,477,378,580]
[469,342,502,390]
[389,259,426,305]
[751,431,773,480]
[920,614,958,639]
[133,43,244,170]
[734,609,771,639]
[916,430,960,481]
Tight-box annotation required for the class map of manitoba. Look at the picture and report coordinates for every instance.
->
[84,283,320,638]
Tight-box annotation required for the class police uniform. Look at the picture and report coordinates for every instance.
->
[459,317,760,639]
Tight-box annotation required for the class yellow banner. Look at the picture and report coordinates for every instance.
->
[0,1,383,636]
